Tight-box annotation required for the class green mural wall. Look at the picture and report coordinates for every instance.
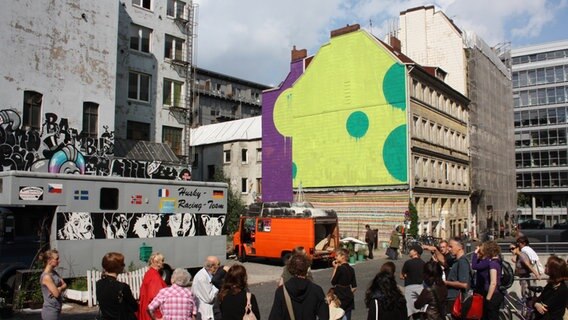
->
[273,30,407,188]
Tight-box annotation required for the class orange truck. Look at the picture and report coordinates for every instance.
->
[233,202,339,264]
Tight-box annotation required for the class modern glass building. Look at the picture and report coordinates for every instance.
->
[512,41,568,226]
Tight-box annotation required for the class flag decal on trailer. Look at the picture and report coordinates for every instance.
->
[131,195,143,204]
[48,184,63,194]
[158,188,169,197]
[74,190,89,200]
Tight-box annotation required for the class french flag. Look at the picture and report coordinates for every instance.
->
[158,188,169,197]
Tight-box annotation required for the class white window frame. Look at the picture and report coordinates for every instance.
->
[167,0,186,19]
[128,72,151,102]
[163,79,183,107]
[165,35,185,61]
[224,150,231,163]
[130,24,152,53]
[241,178,248,194]
[132,0,152,10]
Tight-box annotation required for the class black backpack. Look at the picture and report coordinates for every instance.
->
[499,260,514,291]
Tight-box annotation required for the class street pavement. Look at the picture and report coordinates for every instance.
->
[8,250,414,319]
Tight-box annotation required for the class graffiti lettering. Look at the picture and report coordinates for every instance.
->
[0,109,189,180]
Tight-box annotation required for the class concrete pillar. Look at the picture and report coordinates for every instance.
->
[532,195,536,220]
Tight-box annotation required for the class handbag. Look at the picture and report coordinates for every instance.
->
[451,291,483,320]
[242,292,257,320]
[450,258,483,320]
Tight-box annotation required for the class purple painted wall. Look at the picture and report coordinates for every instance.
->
[262,59,305,201]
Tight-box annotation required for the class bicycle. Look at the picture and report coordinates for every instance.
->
[403,236,421,254]
[500,280,543,320]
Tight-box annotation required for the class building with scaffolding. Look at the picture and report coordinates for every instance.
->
[512,41,568,226]
[262,25,470,240]
[397,6,516,238]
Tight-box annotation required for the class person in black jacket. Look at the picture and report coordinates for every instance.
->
[331,248,357,320]
[96,252,138,320]
[268,254,329,320]
[533,256,568,320]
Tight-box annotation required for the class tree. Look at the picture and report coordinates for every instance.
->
[408,201,419,238]
[517,193,529,207]
[213,169,246,235]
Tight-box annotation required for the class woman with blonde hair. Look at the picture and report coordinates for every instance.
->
[39,249,67,320]
[138,252,166,320]
[96,252,137,320]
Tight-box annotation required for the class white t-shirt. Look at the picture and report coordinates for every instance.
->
[521,246,543,274]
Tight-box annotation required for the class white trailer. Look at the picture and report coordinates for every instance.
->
[0,170,227,291]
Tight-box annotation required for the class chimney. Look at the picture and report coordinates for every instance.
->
[330,24,360,38]
[291,45,307,62]
[390,36,401,52]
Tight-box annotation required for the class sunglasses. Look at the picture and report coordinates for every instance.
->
[509,247,517,251]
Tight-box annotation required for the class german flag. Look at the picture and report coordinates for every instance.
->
[213,190,224,199]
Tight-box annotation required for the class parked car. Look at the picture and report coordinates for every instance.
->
[518,219,545,229]
[553,221,568,229]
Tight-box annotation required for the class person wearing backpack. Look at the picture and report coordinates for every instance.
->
[471,241,503,320]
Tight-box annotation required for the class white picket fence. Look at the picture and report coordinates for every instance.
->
[86,266,149,307]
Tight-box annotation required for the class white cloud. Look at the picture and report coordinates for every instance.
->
[195,0,345,85]
[194,0,567,85]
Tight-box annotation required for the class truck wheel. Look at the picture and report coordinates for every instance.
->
[238,246,247,263]
[281,252,291,265]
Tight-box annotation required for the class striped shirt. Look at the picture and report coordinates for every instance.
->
[148,284,197,320]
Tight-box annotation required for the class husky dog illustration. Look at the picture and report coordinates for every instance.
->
[57,212,94,240]
[200,215,226,236]
[167,213,196,237]
[133,214,162,238]
[103,213,134,239]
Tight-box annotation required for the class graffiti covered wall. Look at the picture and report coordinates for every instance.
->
[0,109,190,179]
[264,29,408,193]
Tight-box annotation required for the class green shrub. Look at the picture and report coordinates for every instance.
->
[67,277,88,291]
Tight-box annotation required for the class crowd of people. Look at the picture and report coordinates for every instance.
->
[37,235,568,320]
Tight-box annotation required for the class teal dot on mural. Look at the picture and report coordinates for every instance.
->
[383,124,407,182]
[292,162,297,180]
[383,63,406,111]
[346,111,369,139]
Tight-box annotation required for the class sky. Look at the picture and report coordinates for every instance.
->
[193,0,568,86]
